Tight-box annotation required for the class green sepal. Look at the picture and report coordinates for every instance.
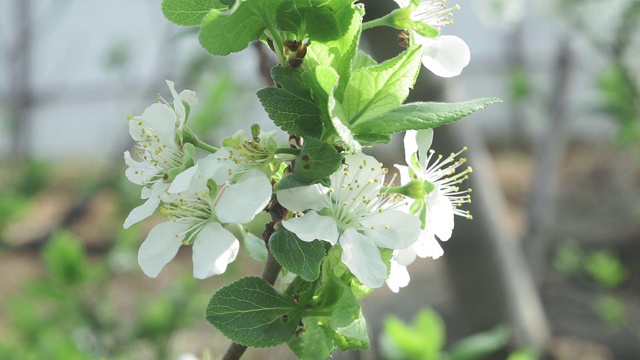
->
[269,228,326,282]
[205,276,302,348]
[384,179,433,200]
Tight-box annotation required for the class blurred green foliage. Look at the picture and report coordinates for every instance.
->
[553,240,636,337]
[593,295,626,332]
[597,65,640,145]
[379,307,529,360]
[0,230,206,360]
[0,161,49,237]
[553,241,627,288]
[584,251,628,288]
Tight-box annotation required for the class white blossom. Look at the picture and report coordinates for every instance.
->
[393,0,470,77]
[277,153,421,289]
[386,129,471,292]
[137,155,272,279]
[123,80,198,229]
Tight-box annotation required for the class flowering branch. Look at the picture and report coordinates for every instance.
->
[121,1,499,359]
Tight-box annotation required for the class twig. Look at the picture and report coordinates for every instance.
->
[221,199,284,360]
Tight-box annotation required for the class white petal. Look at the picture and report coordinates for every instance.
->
[132,103,178,142]
[339,153,384,199]
[339,228,387,288]
[418,35,470,78]
[394,164,412,185]
[140,185,153,199]
[124,151,157,185]
[179,89,198,107]
[395,246,418,266]
[198,151,235,184]
[217,170,271,224]
[282,211,339,245]
[415,129,433,169]
[361,210,421,249]
[123,195,160,229]
[386,258,410,293]
[393,0,410,8]
[137,221,187,278]
[414,230,444,259]
[166,80,186,129]
[426,189,454,241]
[192,222,239,279]
[276,184,326,212]
[403,130,419,166]
[169,165,200,194]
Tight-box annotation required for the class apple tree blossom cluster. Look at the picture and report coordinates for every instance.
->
[123,0,497,358]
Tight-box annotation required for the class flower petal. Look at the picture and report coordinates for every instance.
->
[426,188,454,241]
[179,89,198,107]
[166,80,186,130]
[418,35,470,78]
[282,211,339,245]
[276,184,326,212]
[137,221,187,278]
[415,129,433,169]
[123,182,169,229]
[124,151,157,185]
[198,150,235,184]
[394,164,412,185]
[339,228,387,288]
[168,165,200,194]
[192,222,239,279]
[403,130,419,166]
[361,209,421,250]
[217,169,272,224]
[386,258,410,293]
[395,246,418,266]
[130,103,178,142]
[414,230,444,259]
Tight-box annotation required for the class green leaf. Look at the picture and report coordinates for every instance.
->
[288,318,336,360]
[342,45,422,127]
[269,228,325,282]
[307,4,355,42]
[43,231,87,285]
[161,0,227,26]
[275,0,307,34]
[382,308,445,359]
[303,66,360,151]
[329,283,369,350]
[294,137,343,183]
[305,4,363,100]
[353,98,502,145]
[199,0,283,56]
[447,325,510,360]
[352,50,377,70]
[284,277,317,308]
[240,228,268,263]
[206,277,302,347]
[276,0,354,42]
[257,68,323,138]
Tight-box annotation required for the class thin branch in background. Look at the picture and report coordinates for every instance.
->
[524,37,574,282]
[9,0,33,164]
[506,20,529,149]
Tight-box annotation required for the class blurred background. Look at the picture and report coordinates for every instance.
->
[0,0,639,359]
